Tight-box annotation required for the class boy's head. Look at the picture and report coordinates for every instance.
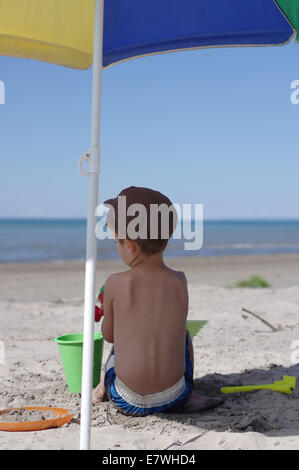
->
[104,186,177,263]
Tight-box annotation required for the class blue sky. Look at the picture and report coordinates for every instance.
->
[0,41,299,219]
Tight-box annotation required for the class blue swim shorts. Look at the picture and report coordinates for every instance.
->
[104,332,193,416]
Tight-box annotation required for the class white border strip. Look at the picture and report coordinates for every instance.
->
[104,32,295,69]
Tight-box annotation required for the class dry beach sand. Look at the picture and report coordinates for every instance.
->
[0,254,299,450]
[0,408,56,423]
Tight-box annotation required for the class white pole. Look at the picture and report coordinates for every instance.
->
[80,0,104,450]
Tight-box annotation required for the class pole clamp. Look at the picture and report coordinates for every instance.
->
[79,149,101,176]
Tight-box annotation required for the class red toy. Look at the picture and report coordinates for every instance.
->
[94,284,104,322]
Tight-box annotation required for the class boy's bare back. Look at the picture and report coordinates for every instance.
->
[103,261,188,395]
[94,187,224,413]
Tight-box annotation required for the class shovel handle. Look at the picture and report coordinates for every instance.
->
[221,384,292,394]
[221,384,271,394]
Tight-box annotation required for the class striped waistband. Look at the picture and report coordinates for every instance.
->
[106,354,186,408]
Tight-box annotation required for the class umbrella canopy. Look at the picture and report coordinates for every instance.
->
[0,0,94,69]
[0,0,299,70]
[277,0,299,40]
[1,0,299,451]
[102,0,299,67]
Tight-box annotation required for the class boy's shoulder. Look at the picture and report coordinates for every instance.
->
[166,267,187,285]
[104,270,131,293]
[104,267,187,296]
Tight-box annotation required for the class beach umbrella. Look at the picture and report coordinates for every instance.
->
[0,0,298,450]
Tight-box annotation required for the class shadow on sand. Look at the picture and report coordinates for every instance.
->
[107,363,299,438]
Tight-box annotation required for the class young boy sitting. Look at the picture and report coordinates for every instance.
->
[92,186,224,415]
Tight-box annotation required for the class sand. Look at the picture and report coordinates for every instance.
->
[0,408,56,423]
[0,254,299,450]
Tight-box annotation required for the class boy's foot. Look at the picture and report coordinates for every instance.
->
[180,391,224,413]
[92,383,109,404]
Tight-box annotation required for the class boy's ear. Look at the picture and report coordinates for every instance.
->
[125,238,137,253]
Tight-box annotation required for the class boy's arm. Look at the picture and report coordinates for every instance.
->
[101,275,115,343]
[179,271,189,319]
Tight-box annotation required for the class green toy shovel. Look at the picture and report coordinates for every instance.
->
[221,375,296,395]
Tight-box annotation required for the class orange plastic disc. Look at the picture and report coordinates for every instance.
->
[0,406,73,432]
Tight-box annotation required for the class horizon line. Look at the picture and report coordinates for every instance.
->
[1,216,299,222]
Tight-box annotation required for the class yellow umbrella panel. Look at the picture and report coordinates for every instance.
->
[0,0,94,69]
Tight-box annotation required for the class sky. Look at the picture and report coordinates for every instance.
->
[0,40,299,219]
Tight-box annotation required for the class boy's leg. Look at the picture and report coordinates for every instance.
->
[180,330,224,412]
[92,344,113,404]
[186,329,194,366]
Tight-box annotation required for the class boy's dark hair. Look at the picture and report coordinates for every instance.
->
[104,186,177,255]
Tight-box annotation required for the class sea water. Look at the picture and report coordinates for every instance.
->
[0,218,299,263]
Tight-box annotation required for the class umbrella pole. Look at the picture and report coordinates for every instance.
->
[80,0,104,450]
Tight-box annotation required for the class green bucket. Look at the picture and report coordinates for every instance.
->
[53,332,104,394]
[187,320,207,340]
